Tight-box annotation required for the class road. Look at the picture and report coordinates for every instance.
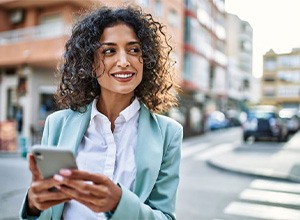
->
[1,127,300,219]
[177,127,300,220]
[0,155,31,220]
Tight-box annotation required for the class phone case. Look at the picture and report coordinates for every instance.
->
[32,146,78,179]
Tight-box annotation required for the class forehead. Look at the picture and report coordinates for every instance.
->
[100,23,139,43]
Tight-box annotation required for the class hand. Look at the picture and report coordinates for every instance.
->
[53,169,122,213]
[27,154,71,215]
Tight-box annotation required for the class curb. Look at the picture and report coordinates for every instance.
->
[206,158,289,181]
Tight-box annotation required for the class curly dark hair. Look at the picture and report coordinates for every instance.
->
[55,6,179,113]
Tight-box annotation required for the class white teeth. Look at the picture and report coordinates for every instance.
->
[113,73,133,78]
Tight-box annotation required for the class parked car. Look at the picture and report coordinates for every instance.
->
[226,109,243,127]
[243,105,288,142]
[205,111,229,131]
[279,108,300,134]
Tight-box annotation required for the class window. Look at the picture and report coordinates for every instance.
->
[278,55,300,68]
[154,0,162,17]
[263,87,275,97]
[168,9,179,27]
[215,24,226,40]
[39,93,56,120]
[240,40,252,52]
[277,86,300,98]
[277,70,300,82]
[264,59,276,71]
[10,9,24,25]
[263,76,275,82]
[39,13,62,25]
[137,0,149,7]
[184,53,191,81]
[184,17,192,43]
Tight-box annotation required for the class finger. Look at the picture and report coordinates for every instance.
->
[54,175,107,197]
[34,198,71,211]
[59,169,108,185]
[54,175,94,195]
[74,197,104,213]
[60,186,116,213]
[28,154,42,181]
[37,191,71,202]
[57,184,97,203]
[31,178,65,193]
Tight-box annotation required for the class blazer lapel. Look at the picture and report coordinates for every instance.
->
[57,104,92,153]
[133,104,163,201]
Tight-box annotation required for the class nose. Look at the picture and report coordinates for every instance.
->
[117,51,130,68]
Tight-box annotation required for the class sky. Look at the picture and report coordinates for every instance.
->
[225,0,300,78]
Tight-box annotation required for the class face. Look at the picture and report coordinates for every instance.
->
[96,23,143,99]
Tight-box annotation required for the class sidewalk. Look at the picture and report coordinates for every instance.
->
[207,130,300,182]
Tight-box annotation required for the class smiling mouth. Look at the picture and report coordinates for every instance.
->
[112,73,135,79]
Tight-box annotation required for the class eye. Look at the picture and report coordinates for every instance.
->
[102,48,115,55]
[129,47,141,54]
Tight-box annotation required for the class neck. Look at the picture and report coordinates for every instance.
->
[96,93,134,124]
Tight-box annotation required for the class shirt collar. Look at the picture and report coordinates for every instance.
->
[119,98,140,122]
[91,98,140,122]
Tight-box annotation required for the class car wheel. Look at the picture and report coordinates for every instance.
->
[277,133,288,142]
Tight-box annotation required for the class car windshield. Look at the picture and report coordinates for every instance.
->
[248,111,276,119]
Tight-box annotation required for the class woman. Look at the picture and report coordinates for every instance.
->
[20,6,183,220]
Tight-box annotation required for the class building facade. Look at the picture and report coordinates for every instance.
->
[226,13,256,112]
[0,0,185,143]
[261,48,300,109]
[0,0,99,143]
[181,0,227,136]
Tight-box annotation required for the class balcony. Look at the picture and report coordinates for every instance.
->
[0,22,71,67]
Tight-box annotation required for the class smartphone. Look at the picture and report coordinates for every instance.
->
[32,145,78,179]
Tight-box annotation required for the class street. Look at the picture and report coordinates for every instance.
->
[177,127,300,220]
[0,155,31,220]
[1,127,300,219]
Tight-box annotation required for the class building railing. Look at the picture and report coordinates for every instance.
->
[0,22,71,45]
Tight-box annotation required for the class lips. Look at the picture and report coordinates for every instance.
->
[111,71,135,82]
[113,73,134,78]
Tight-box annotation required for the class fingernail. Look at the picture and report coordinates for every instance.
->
[53,174,64,182]
[60,169,72,176]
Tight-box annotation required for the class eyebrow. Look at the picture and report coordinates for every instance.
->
[100,41,141,46]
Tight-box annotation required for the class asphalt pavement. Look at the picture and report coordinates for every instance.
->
[207,130,300,182]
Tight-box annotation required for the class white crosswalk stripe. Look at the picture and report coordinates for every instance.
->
[181,143,210,158]
[250,179,300,193]
[223,179,300,220]
[193,143,236,161]
[240,188,300,206]
[224,202,300,220]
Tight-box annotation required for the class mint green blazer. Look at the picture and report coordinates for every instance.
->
[20,103,183,220]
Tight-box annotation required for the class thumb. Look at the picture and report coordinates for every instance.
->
[28,153,43,181]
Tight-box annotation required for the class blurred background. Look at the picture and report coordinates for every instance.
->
[0,0,299,149]
[0,0,300,220]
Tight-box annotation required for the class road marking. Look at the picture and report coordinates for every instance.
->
[193,142,237,161]
[250,179,300,193]
[240,188,300,206]
[181,143,210,158]
[224,202,300,220]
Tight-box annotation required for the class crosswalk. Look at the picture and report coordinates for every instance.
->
[181,141,239,160]
[222,179,300,220]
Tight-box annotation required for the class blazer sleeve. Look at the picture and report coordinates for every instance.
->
[19,117,53,220]
[110,126,183,220]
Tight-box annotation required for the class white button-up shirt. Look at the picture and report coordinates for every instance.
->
[63,98,140,220]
